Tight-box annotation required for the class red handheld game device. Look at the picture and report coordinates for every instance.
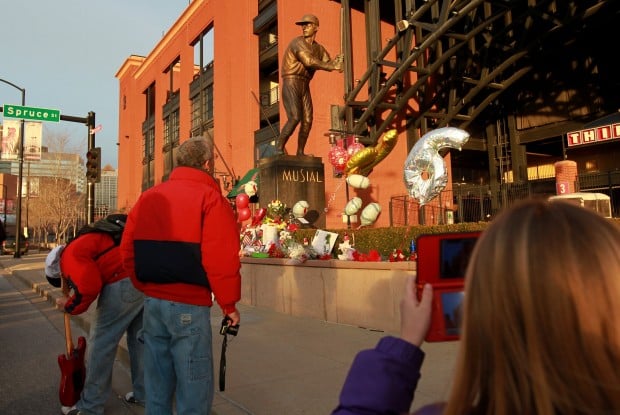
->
[416,231,481,342]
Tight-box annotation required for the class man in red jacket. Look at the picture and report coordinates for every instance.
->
[120,135,242,414]
[47,214,144,415]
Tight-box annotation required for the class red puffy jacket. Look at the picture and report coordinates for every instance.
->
[120,166,241,314]
[60,232,127,315]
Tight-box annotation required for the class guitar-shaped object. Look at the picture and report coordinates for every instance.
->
[58,312,86,406]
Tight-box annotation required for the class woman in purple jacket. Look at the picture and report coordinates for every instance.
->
[333,199,620,415]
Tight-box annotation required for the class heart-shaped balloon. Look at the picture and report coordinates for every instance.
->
[251,207,267,226]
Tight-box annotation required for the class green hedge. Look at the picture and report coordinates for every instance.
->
[292,218,620,259]
[293,222,490,259]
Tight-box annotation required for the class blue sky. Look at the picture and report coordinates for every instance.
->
[0,1,190,168]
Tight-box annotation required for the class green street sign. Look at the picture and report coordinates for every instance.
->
[2,104,61,122]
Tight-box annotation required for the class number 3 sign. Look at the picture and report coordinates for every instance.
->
[556,181,570,194]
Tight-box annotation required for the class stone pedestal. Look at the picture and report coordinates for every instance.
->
[258,155,326,228]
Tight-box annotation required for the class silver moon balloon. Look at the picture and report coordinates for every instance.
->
[404,127,470,205]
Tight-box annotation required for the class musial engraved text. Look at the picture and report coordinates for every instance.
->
[282,169,323,183]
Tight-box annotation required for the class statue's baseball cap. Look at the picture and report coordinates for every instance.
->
[295,14,319,26]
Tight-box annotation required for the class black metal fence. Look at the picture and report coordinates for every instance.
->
[390,171,620,226]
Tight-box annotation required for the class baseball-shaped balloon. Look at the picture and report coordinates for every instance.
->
[344,197,363,216]
[404,127,470,205]
[360,203,381,226]
[292,200,310,218]
[244,180,258,197]
[346,174,370,189]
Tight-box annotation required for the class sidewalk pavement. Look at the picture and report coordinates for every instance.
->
[1,251,458,415]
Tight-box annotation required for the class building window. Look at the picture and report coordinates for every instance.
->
[142,126,155,191]
[141,82,157,190]
[585,160,598,172]
[163,55,181,183]
[163,109,180,179]
[204,85,214,121]
[193,26,214,72]
[144,128,155,162]
[256,133,278,160]
[189,64,214,136]
[144,83,156,121]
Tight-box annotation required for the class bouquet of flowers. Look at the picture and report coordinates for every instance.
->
[266,199,287,221]
[240,199,321,261]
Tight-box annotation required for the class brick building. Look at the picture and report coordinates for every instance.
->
[116,0,620,227]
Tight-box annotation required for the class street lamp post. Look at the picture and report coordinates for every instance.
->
[0,78,26,258]
[26,161,30,232]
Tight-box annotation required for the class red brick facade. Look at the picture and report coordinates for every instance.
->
[115,0,417,229]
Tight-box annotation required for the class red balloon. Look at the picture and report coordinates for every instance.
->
[237,207,251,222]
[347,141,365,157]
[235,193,250,209]
[328,146,349,174]
[251,207,267,226]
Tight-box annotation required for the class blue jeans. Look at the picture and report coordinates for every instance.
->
[77,278,144,415]
[142,297,214,415]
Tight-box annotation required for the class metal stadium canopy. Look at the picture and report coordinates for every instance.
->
[336,0,619,153]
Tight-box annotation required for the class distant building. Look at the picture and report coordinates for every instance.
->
[0,144,86,195]
[94,165,118,217]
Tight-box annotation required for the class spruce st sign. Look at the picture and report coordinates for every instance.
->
[3,104,61,122]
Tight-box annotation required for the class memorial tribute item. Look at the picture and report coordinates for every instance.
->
[276,13,343,156]
[404,127,470,205]
[344,129,398,176]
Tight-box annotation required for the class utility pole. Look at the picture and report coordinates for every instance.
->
[86,111,96,223]
[0,78,26,258]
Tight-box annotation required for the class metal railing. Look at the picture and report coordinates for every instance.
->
[390,171,620,226]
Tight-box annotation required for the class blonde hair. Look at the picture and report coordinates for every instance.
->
[443,198,620,415]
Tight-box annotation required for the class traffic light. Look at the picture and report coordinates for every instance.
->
[86,147,101,183]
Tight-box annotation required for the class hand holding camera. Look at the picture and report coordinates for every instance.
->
[218,313,239,392]
[220,316,240,336]
[400,276,433,347]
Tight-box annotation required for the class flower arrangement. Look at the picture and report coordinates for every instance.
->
[267,199,287,221]
[238,200,416,263]
[240,199,318,261]
[388,249,406,262]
